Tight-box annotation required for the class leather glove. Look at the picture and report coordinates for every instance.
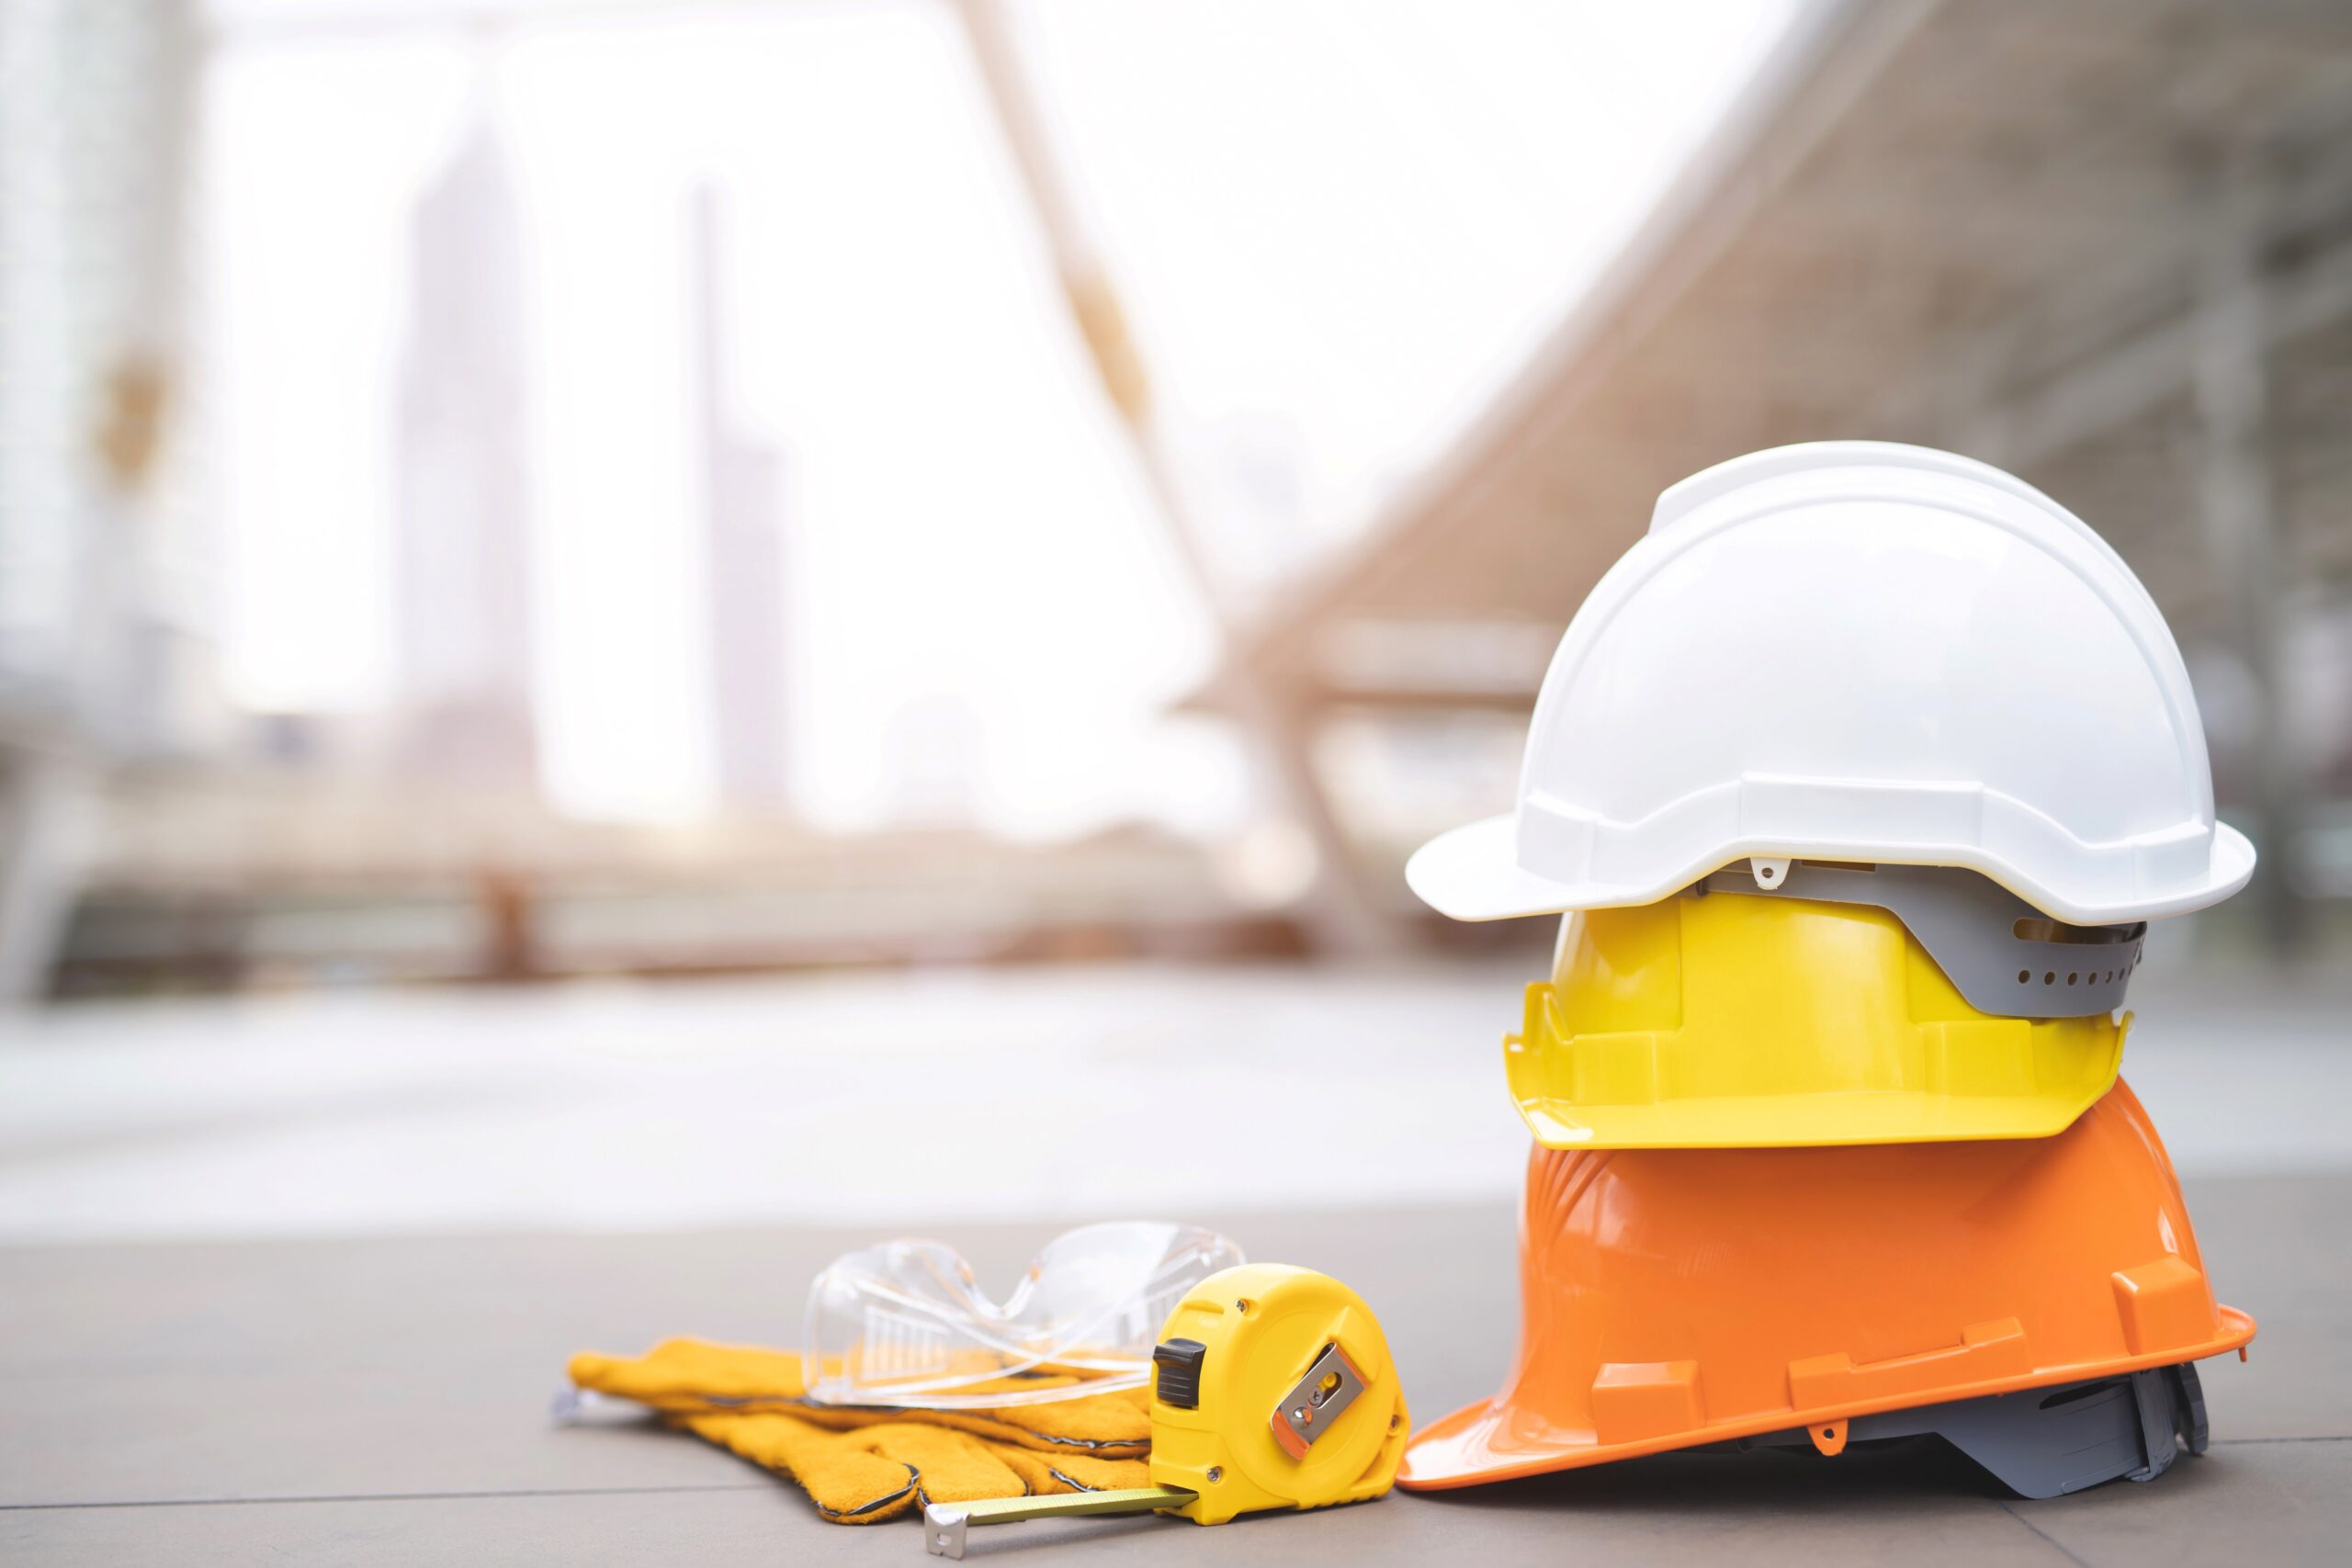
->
[565,1338,1152,1524]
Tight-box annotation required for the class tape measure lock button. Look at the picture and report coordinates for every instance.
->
[1152,1337,1207,1409]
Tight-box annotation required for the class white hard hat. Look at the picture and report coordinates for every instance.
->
[1407,441,2255,927]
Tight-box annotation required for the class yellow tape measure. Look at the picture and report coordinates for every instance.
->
[925,1263,1407,1555]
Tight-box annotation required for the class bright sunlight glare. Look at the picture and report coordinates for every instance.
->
[203,0,1796,831]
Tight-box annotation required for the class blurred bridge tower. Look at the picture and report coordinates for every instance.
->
[953,0,1404,956]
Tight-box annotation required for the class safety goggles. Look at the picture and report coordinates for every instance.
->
[803,1222,1242,1410]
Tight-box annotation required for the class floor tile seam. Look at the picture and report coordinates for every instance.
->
[1994,1499,2095,1568]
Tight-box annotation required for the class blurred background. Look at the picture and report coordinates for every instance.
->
[4,0,2350,1242]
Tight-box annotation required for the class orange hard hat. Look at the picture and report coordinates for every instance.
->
[1398,1078,2253,1490]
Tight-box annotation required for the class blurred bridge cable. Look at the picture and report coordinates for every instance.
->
[950,0,1403,956]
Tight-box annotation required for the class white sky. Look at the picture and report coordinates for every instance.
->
[203,0,1794,832]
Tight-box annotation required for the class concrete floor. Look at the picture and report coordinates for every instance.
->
[1,1179,2346,1566]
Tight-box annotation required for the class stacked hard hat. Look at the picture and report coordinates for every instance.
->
[1398,443,2256,1499]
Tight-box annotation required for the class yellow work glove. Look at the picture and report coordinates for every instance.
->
[566,1338,1153,1524]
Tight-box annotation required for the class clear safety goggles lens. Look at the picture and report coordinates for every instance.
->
[803,1221,1242,1410]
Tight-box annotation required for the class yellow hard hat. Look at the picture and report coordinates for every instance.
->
[1506,867,2127,1149]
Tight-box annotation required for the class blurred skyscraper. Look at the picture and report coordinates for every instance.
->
[689,183,792,814]
[392,100,537,790]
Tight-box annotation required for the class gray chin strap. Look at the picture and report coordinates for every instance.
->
[1732,1361,2209,1499]
[1697,861,2144,1020]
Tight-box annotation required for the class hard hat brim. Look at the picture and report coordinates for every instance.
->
[1396,1334,2250,1491]
[1403,813,1643,921]
[1406,815,2258,926]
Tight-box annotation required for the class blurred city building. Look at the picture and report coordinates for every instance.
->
[689,182,795,818]
[393,97,539,789]
[5,0,2349,1000]
[0,0,221,1001]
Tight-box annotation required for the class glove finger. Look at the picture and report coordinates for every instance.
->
[873,1393,1151,1457]
[990,1445,1154,1496]
[961,1384,1151,1449]
[679,1411,919,1524]
[571,1339,808,1408]
[861,1424,1032,1506]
